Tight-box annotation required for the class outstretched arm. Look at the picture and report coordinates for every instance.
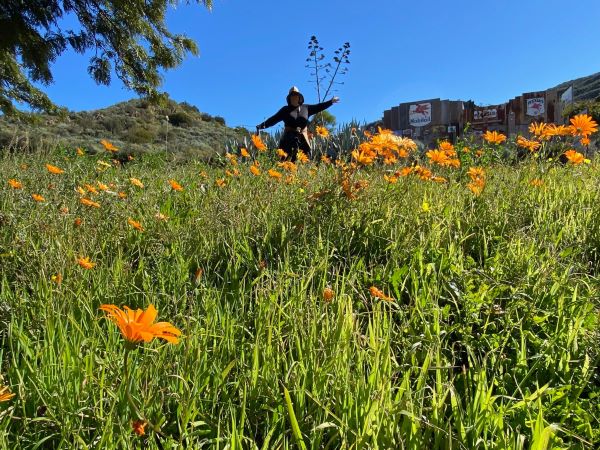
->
[256,107,286,130]
[307,97,340,116]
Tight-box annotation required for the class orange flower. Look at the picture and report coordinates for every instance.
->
[569,114,598,137]
[322,287,335,302]
[155,212,169,221]
[467,167,485,181]
[426,150,449,165]
[77,256,96,269]
[321,155,332,164]
[84,184,98,195]
[438,141,455,153]
[127,217,144,232]
[100,139,118,153]
[397,167,413,177]
[74,218,83,227]
[240,148,250,158]
[250,165,261,176]
[268,169,282,180]
[530,178,544,187]
[564,149,584,165]
[483,130,506,144]
[132,420,146,436]
[580,136,591,146]
[51,273,63,285]
[80,197,100,208]
[297,150,309,163]
[118,192,127,199]
[99,304,182,344]
[215,178,227,187]
[32,194,45,202]
[517,136,541,152]
[369,286,394,302]
[528,122,547,137]
[542,124,572,138]
[251,134,267,151]
[46,164,64,174]
[351,149,375,165]
[225,153,238,166]
[129,177,144,188]
[467,181,485,195]
[8,179,22,189]
[76,147,85,156]
[59,206,69,214]
[384,174,398,184]
[0,385,15,403]
[97,182,109,191]
[169,179,183,191]
[431,176,448,183]
[316,126,330,138]
[276,149,288,159]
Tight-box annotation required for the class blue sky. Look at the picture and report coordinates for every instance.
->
[40,0,600,130]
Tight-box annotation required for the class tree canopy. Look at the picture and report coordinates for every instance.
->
[0,0,212,116]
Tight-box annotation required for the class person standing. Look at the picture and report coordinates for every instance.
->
[256,86,339,161]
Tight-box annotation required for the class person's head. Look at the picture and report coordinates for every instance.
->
[286,86,304,107]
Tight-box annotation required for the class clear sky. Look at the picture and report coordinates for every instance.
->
[39,0,600,130]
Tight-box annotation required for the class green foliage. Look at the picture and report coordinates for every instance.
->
[167,111,194,128]
[0,145,598,448]
[563,100,600,123]
[305,35,351,102]
[0,1,213,116]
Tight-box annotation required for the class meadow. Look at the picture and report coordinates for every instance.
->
[0,122,599,449]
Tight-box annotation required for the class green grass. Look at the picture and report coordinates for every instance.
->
[0,146,598,449]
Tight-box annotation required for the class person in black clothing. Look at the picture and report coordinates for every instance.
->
[256,86,340,161]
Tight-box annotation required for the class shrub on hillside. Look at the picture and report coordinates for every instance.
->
[126,125,158,144]
[214,116,226,126]
[168,111,194,127]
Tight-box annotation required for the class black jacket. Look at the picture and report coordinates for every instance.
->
[256,99,334,131]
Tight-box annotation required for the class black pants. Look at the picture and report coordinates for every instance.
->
[279,131,311,162]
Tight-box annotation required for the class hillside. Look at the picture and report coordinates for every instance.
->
[552,71,600,101]
[0,98,248,160]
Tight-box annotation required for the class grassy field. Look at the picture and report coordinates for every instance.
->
[0,132,599,448]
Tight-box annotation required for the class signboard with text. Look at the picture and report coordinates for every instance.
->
[409,103,432,127]
[526,98,545,117]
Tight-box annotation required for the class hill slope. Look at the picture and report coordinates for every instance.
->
[0,98,248,160]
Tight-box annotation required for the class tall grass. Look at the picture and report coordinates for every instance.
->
[0,146,598,449]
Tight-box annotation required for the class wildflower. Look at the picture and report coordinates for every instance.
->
[528,122,547,137]
[76,147,85,156]
[277,161,297,173]
[46,164,64,174]
[431,176,448,183]
[169,179,183,191]
[215,178,227,187]
[84,184,98,195]
[118,192,127,199]
[398,167,413,177]
[240,148,250,158]
[59,206,69,214]
[467,167,485,181]
[426,150,449,165]
[155,212,169,221]
[467,181,485,195]
[250,165,261,176]
[100,139,118,153]
[483,130,506,144]
[97,160,112,169]
[438,141,455,153]
[580,136,591,146]
[77,256,96,269]
[51,273,62,285]
[351,149,375,165]
[127,218,144,232]
[129,178,144,189]
[225,153,238,166]
[132,420,146,436]
[199,170,208,178]
[321,155,332,164]
[421,201,430,212]
[564,149,584,165]
[80,197,100,208]
[569,114,598,137]
[32,194,45,202]
[369,286,394,302]
[193,268,203,286]
[268,169,282,180]
[384,174,398,184]
[517,136,541,152]
[530,178,544,187]
[8,179,22,189]
[276,149,288,159]
[323,287,335,303]
[97,182,109,191]
[99,304,182,344]
[0,385,15,403]
[297,150,309,163]
[542,124,571,138]
[316,126,330,138]
[251,134,267,151]
[75,186,86,196]
[74,218,83,227]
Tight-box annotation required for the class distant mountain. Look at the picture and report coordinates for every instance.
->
[0,98,249,160]
[550,71,600,101]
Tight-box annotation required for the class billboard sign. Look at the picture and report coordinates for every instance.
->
[409,103,432,126]
[473,108,498,121]
[526,98,545,117]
